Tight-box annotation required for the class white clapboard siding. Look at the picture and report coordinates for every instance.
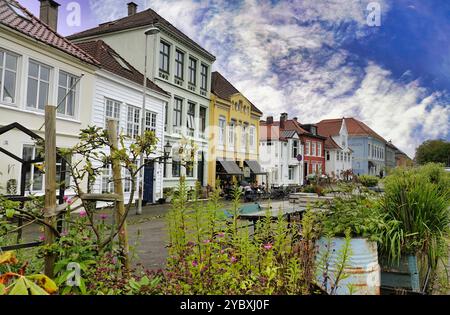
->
[89,73,166,203]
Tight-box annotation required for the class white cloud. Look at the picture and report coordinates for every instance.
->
[89,0,448,157]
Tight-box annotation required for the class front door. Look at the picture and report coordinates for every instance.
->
[197,152,204,186]
[143,161,154,204]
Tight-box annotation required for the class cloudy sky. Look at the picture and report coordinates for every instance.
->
[19,0,449,157]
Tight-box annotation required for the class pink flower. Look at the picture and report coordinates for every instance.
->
[217,232,225,238]
[63,195,69,202]
[79,210,87,218]
[220,249,225,254]
[67,198,74,205]
[192,260,198,267]
[203,239,211,244]
[39,235,45,241]
[264,243,273,250]
[60,230,68,237]
[230,256,237,263]
[100,214,108,220]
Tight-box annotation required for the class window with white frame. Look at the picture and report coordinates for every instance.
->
[22,145,44,192]
[249,125,255,149]
[0,49,18,104]
[317,143,322,157]
[101,166,113,193]
[175,49,184,80]
[188,57,197,85]
[311,142,316,157]
[126,106,140,139]
[173,97,183,127]
[187,102,196,134]
[292,140,299,158]
[228,121,235,147]
[159,41,170,73]
[241,124,248,151]
[57,71,78,117]
[123,168,134,193]
[288,166,295,180]
[105,98,121,133]
[306,141,311,156]
[26,60,50,110]
[219,116,226,145]
[145,111,157,132]
[200,64,208,91]
[199,107,207,137]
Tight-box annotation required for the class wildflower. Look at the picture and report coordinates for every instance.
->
[187,241,195,247]
[230,256,237,263]
[63,195,69,202]
[203,239,211,244]
[67,198,74,205]
[38,235,45,241]
[192,260,198,267]
[79,210,87,217]
[263,243,273,250]
[100,213,108,220]
[60,230,68,237]
[217,232,225,238]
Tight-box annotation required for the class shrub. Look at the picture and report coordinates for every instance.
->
[358,175,379,187]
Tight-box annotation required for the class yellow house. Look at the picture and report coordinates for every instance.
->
[208,72,263,187]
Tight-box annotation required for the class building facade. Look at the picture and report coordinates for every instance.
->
[318,117,387,177]
[0,0,97,195]
[208,72,263,187]
[69,2,216,188]
[76,40,170,204]
[259,124,304,187]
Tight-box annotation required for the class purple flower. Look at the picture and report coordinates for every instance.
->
[217,232,225,238]
[192,260,198,267]
[230,256,237,263]
[203,239,211,244]
[63,195,69,202]
[100,214,108,220]
[79,210,87,218]
[264,243,273,250]
[60,230,68,237]
[67,198,74,205]
[39,235,45,241]
[187,241,195,247]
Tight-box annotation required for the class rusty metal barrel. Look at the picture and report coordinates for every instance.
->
[316,237,381,295]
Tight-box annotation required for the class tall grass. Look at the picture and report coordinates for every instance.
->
[379,164,450,269]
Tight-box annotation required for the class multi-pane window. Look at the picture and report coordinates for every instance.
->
[188,57,197,85]
[219,116,226,145]
[57,71,78,117]
[185,161,194,177]
[105,99,121,133]
[159,41,170,73]
[288,166,295,180]
[123,169,133,193]
[127,106,140,139]
[368,144,371,157]
[22,145,44,192]
[249,126,255,148]
[292,140,299,158]
[305,141,311,156]
[173,98,183,127]
[172,161,181,178]
[241,124,248,151]
[317,143,322,157]
[27,60,50,110]
[101,166,113,193]
[200,64,208,90]
[187,102,196,131]
[199,107,206,137]
[175,50,184,80]
[0,50,18,104]
[145,111,157,132]
[311,142,316,156]
[228,121,235,146]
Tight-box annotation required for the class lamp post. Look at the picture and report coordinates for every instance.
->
[137,26,160,215]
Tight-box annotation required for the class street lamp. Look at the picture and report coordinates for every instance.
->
[137,25,160,215]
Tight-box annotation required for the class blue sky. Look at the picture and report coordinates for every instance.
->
[18,0,449,156]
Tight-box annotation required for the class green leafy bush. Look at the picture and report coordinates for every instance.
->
[358,175,379,187]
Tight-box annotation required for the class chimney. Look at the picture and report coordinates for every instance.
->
[266,116,273,124]
[293,117,298,122]
[280,112,288,129]
[39,0,60,32]
[127,2,138,16]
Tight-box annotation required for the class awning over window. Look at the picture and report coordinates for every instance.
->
[245,160,266,175]
[217,159,243,175]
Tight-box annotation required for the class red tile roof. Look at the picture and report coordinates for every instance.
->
[211,71,263,115]
[317,117,387,142]
[0,0,98,65]
[76,40,168,95]
[324,136,342,150]
[260,119,326,140]
[67,6,215,61]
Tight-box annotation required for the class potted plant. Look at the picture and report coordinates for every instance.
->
[378,164,450,294]
[313,195,385,295]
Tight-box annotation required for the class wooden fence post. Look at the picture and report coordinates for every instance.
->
[44,105,57,278]
[106,119,130,270]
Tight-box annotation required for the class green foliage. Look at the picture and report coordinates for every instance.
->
[358,175,379,187]
[379,164,450,269]
[415,139,450,166]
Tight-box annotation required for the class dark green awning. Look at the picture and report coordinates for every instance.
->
[245,160,266,175]
[217,159,243,175]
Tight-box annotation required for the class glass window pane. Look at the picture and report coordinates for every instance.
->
[3,70,16,102]
[57,87,66,114]
[28,61,39,78]
[5,54,17,70]
[38,81,49,110]
[67,90,74,116]
[27,78,38,108]
[59,72,67,87]
[40,66,50,81]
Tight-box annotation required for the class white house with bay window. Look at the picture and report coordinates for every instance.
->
[0,0,97,196]
[69,2,216,188]
[259,124,305,187]
[76,40,170,204]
